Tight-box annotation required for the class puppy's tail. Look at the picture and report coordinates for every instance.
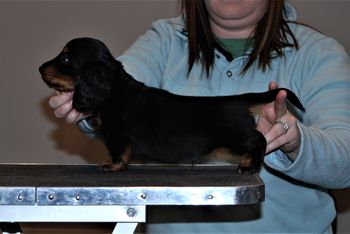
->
[243,88,305,111]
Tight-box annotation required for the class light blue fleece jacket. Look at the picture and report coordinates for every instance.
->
[116,3,350,233]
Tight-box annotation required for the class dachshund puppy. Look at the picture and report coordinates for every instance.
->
[39,37,305,174]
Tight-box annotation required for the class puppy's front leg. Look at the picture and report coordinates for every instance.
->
[99,144,132,172]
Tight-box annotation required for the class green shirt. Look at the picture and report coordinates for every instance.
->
[217,38,251,58]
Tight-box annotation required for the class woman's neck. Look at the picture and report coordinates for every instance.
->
[211,22,255,38]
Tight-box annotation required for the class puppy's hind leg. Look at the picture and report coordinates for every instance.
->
[237,130,266,174]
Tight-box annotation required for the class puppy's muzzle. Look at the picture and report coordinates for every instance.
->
[39,64,75,92]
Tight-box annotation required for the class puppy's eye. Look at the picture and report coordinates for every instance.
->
[61,54,70,64]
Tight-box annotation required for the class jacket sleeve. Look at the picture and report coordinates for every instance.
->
[264,35,350,189]
[117,19,174,88]
[76,116,103,139]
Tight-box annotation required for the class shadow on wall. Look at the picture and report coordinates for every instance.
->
[39,97,108,164]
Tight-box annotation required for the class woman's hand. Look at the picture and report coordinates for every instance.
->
[256,82,301,161]
[49,91,86,124]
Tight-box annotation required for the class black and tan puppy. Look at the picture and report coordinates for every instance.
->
[39,37,304,173]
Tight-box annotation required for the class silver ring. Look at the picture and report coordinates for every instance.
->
[275,120,289,135]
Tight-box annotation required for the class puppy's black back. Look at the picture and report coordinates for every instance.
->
[101,81,257,163]
[97,66,303,166]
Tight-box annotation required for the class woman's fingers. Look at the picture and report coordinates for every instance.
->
[53,100,73,118]
[49,92,73,109]
[274,90,288,120]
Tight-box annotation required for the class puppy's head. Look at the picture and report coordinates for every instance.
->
[39,37,119,113]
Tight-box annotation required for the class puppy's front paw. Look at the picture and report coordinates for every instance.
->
[98,159,128,172]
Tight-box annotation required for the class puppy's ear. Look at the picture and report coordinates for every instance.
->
[73,61,115,113]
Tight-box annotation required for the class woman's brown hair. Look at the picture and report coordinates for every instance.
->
[181,0,298,75]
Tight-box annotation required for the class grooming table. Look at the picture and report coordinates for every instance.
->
[0,164,264,233]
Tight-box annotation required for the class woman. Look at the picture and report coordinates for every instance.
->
[49,0,350,232]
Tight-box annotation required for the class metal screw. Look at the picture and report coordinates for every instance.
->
[256,190,263,201]
[140,193,147,200]
[75,195,81,201]
[17,194,24,201]
[48,194,55,200]
[127,208,137,217]
[207,194,214,200]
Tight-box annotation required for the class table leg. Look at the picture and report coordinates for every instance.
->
[0,222,22,234]
[112,223,138,234]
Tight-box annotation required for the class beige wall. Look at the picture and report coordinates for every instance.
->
[0,0,349,232]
